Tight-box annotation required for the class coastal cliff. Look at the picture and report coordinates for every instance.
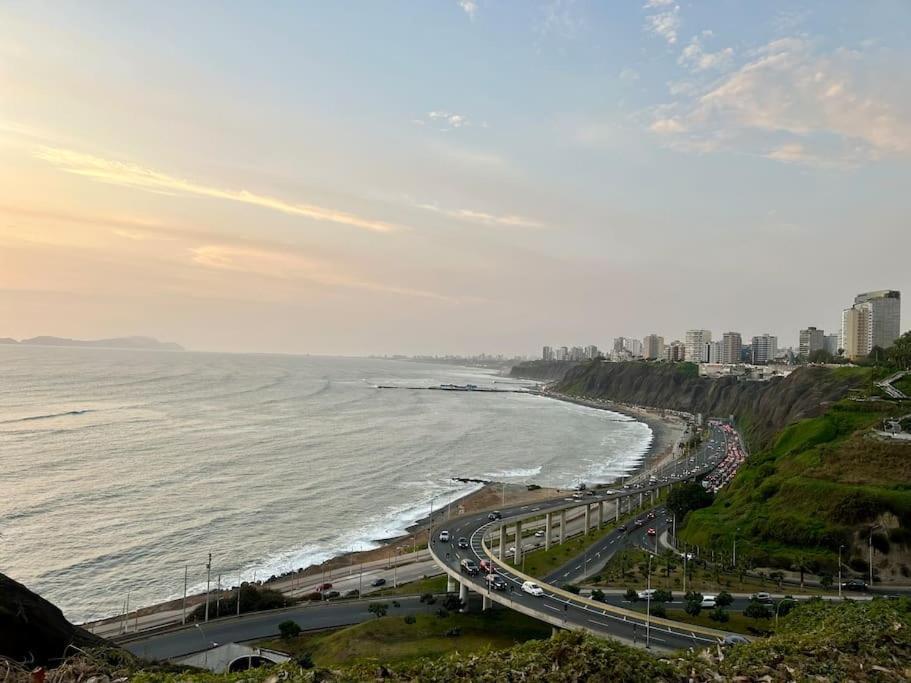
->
[552,361,869,450]
[509,360,580,383]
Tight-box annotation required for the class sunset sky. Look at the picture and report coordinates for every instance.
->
[1,1,909,355]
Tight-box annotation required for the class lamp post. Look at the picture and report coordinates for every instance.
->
[645,553,652,649]
[838,545,844,599]
[204,553,212,623]
[732,528,739,568]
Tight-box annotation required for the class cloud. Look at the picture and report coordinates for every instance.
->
[644,4,680,45]
[538,0,583,39]
[643,0,674,7]
[415,201,545,229]
[648,37,911,165]
[619,67,640,82]
[32,146,403,233]
[677,36,734,72]
[419,110,472,131]
[457,1,477,20]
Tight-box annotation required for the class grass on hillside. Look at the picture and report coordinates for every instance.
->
[258,609,551,666]
[591,548,823,596]
[372,574,448,597]
[894,374,911,397]
[681,397,911,576]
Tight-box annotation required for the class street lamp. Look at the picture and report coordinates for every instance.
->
[869,524,882,589]
[732,528,740,568]
[838,545,844,599]
[645,553,652,649]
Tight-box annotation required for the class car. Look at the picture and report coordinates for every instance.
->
[617,524,627,532]
[479,559,493,572]
[634,519,644,528]
[488,511,502,521]
[487,574,508,590]
[370,577,386,587]
[522,580,544,597]
[534,530,545,537]
[457,537,469,549]
[683,552,695,560]
[460,558,479,575]
[323,590,340,599]
[646,528,656,536]
[665,517,673,524]
[439,530,450,542]
[752,592,773,604]
[572,492,584,499]
[721,635,750,647]
[605,489,618,495]
[842,579,868,591]
[637,589,656,600]
[316,582,333,592]
[701,594,717,608]
[646,512,655,520]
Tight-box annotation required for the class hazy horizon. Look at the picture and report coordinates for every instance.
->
[1,2,908,356]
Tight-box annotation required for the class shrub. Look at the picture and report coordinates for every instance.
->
[744,600,771,620]
[419,593,436,604]
[392,600,401,608]
[445,627,462,637]
[871,532,891,554]
[403,614,416,625]
[684,592,703,617]
[294,652,314,669]
[279,620,301,640]
[653,589,673,603]
[710,608,729,623]
[716,591,733,607]
[590,589,606,603]
[777,598,797,618]
[367,602,389,619]
[442,593,464,612]
[563,584,581,594]
[650,603,666,618]
[625,588,639,602]
[435,608,449,619]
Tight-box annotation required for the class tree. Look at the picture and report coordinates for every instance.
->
[716,591,733,607]
[776,598,797,618]
[295,652,314,669]
[867,346,889,365]
[666,483,713,519]
[710,607,729,623]
[744,600,771,620]
[684,591,703,617]
[653,589,673,603]
[651,603,666,618]
[887,331,911,370]
[279,620,301,640]
[807,349,834,364]
[368,602,389,619]
[591,589,606,603]
[625,588,639,602]
[820,574,833,590]
[442,593,464,612]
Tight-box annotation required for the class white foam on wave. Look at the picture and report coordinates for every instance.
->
[483,465,543,480]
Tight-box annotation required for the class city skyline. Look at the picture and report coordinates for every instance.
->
[1,2,909,356]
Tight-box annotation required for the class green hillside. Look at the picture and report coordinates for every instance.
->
[681,398,911,577]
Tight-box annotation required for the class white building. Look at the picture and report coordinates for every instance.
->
[709,340,724,364]
[722,332,742,365]
[685,329,712,363]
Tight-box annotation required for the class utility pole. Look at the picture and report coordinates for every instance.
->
[205,553,212,623]
[645,554,652,649]
[182,565,188,625]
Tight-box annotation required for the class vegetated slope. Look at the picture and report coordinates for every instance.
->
[509,360,580,382]
[682,398,911,578]
[555,360,870,450]
[15,600,911,682]
[0,573,107,666]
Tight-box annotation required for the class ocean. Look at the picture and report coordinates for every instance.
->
[0,347,651,622]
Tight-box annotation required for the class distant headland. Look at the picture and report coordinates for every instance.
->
[0,335,184,351]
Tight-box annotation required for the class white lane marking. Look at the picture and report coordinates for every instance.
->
[543,603,561,612]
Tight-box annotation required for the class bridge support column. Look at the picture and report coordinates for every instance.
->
[482,595,492,611]
[650,489,655,505]
[514,521,523,565]
[447,576,456,592]
[584,504,591,534]
[615,499,620,522]
[459,581,469,613]
[544,512,552,550]
[598,501,604,527]
[639,492,643,508]
[499,526,506,560]
[560,510,567,543]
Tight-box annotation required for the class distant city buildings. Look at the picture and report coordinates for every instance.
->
[841,290,901,360]
[799,326,826,358]
[709,340,724,364]
[665,340,685,362]
[542,345,554,361]
[684,329,712,363]
[751,334,778,364]
[643,334,664,360]
[722,332,742,365]
[824,334,839,356]
[584,344,600,360]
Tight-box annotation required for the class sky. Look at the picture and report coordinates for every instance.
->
[1,1,909,356]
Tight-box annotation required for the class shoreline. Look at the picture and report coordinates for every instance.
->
[81,388,685,628]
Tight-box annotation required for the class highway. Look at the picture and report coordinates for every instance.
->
[429,422,738,652]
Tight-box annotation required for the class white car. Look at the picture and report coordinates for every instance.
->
[701,594,717,608]
[522,581,544,597]
[637,589,657,600]
[534,530,545,538]
[439,530,450,542]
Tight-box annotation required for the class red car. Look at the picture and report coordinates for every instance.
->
[317,582,333,592]
[646,528,656,536]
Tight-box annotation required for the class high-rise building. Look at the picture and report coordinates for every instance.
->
[584,344,600,360]
[570,346,585,361]
[643,334,665,360]
[542,346,554,361]
[685,329,712,363]
[751,334,778,364]
[626,338,643,357]
[824,334,839,356]
[799,327,826,358]
[721,332,742,365]
[666,340,685,362]
[841,290,901,360]
[709,340,724,364]
[557,346,569,361]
